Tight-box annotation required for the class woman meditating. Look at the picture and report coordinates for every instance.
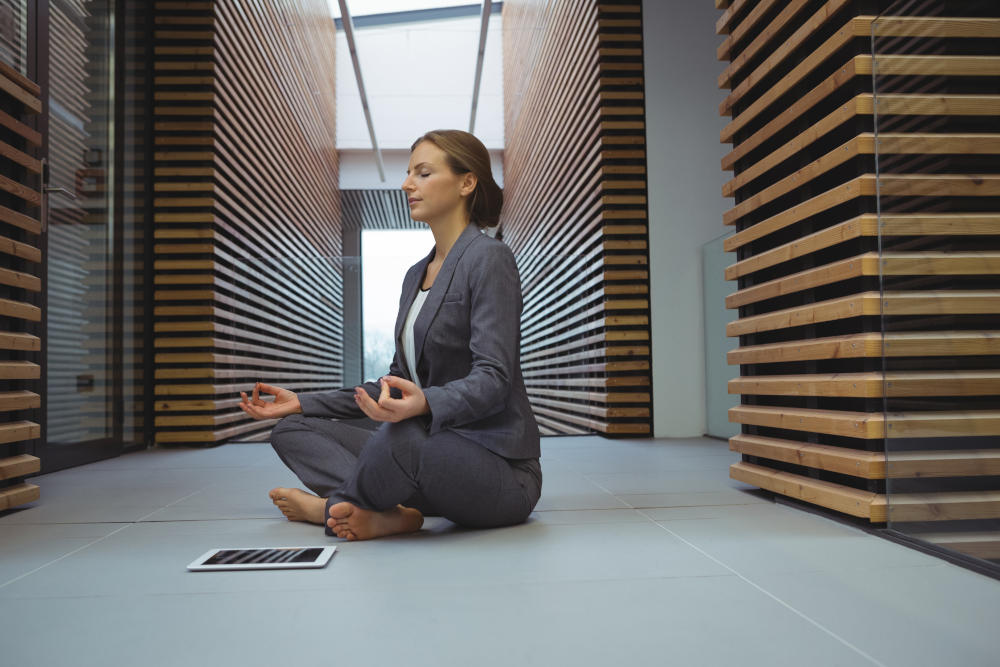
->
[239,129,542,541]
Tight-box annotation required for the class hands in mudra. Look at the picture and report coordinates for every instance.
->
[239,383,301,420]
[354,375,430,423]
[239,376,429,423]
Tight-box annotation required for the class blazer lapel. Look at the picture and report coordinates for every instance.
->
[394,246,435,379]
[411,223,480,373]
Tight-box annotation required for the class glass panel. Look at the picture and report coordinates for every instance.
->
[0,0,29,74]
[46,0,115,446]
[361,229,435,381]
[874,3,1000,570]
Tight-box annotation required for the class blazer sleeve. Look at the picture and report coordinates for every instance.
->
[421,243,521,435]
[297,352,406,419]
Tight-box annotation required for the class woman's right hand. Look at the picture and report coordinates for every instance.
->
[239,382,302,420]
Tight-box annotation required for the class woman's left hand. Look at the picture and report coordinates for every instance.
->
[354,375,430,423]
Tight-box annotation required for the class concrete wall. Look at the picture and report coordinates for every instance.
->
[643,1,732,437]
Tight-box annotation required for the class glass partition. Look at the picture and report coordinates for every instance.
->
[873,4,1000,571]
[45,0,116,454]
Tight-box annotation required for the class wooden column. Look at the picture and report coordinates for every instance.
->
[153,0,341,445]
[719,0,1000,549]
[0,62,42,509]
[502,0,652,436]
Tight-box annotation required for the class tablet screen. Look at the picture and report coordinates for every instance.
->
[188,546,336,571]
[203,547,323,566]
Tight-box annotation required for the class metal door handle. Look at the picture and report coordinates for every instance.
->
[43,186,77,200]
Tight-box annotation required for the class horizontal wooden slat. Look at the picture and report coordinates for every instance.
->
[715,0,747,35]
[722,93,1000,173]
[0,361,40,380]
[154,418,277,443]
[733,462,1000,522]
[0,108,42,146]
[0,138,42,173]
[0,482,39,510]
[0,296,41,322]
[725,214,1000,281]
[0,203,42,234]
[724,132,1000,201]
[727,252,1000,308]
[729,371,1000,398]
[731,434,1000,479]
[885,492,1000,523]
[0,390,40,411]
[0,233,41,263]
[730,405,1000,439]
[727,291,1000,337]
[0,60,41,96]
[725,173,999,233]
[0,69,42,113]
[527,387,650,403]
[723,55,1000,143]
[723,18,1000,116]
[0,421,40,444]
[0,332,40,352]
[731,461,879,519]
[0,454,40,480]
[731,434,881,478]
[728,331,1000,364]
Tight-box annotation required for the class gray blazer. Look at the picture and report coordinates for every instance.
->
[298,222,541,460]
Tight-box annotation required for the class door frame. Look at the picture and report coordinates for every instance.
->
[33,0,127,472]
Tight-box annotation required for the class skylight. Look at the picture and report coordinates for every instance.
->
[327,1,480,20]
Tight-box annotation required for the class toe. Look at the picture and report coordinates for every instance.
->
[328,502,354,520]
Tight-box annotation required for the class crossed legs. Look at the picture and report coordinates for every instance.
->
[269,415,541,540]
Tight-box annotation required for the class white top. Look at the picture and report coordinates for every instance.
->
[400,287,430,388]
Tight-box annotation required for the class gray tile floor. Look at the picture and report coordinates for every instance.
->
[2,435,999,666]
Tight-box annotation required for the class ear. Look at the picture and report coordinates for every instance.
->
[460,172,478,198]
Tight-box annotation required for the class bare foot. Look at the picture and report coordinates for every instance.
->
[269,487,327,525]
[326,502,423,541]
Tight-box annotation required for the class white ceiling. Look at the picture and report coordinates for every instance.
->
[327,1,481,20]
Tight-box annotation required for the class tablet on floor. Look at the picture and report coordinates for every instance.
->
[187,546,336,571]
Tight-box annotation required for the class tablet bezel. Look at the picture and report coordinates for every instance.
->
[186,545,337,571]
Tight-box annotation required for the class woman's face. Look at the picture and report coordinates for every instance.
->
[402,141,475,224]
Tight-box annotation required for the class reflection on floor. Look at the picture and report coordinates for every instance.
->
[2,436,999,666]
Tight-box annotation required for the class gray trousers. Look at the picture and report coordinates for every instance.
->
[269,414,542,533]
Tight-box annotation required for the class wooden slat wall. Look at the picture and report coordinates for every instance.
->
[122,1,151,447]
[0,60,42,509]
[501,0,652,436]
[341,189,424,231]
[720,0,1000,553]
[153,0,342,445]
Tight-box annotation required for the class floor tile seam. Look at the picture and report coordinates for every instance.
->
[0,523,135,591]
[583,477,764,517]
[578,479,783,551]
[136,517,285,523]
[636,508,890,667]
[0,520,139,527]
[0,573,749,602]
[0,489,208,590]
[618,500,770,510]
